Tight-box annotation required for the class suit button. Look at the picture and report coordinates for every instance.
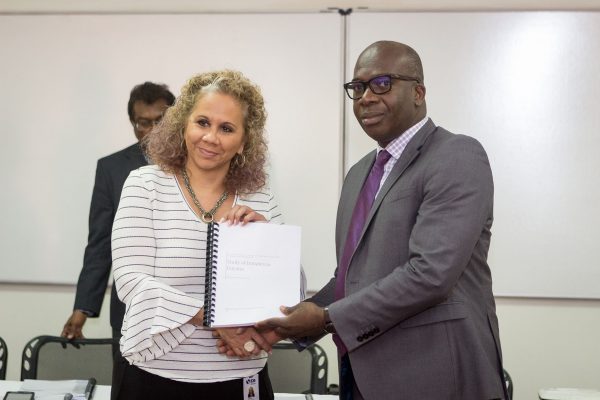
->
[357,335,364,342]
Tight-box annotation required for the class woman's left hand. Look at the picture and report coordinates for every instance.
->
[220,205,267,225]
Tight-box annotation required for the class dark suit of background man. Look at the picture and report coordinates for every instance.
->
[258,41,508,400]
[60,82,175,398]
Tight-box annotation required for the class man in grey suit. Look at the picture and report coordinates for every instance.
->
[60,82,175,399]
[258,41,507,399]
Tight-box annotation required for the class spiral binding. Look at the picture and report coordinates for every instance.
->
[203,222,220,327]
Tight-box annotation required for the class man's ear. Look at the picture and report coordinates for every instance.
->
[414,84,426,106]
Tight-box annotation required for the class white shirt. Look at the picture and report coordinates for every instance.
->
[112,165,296,383]
[376,116,429,194]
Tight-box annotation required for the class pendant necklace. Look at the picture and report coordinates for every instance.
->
[181,168,228,223]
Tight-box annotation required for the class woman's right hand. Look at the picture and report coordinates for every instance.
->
[214,327,283,357]
[213,326,277,358]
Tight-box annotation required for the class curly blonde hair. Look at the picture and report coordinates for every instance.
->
[143,70,267,194]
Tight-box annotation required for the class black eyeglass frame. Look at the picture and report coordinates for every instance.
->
[134,117,163,131]
[343,74,422,100]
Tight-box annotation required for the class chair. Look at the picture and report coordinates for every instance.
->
[504,368,513,400]
[0,336,7,379]
[21,335,117,385]
[268,341,328,394]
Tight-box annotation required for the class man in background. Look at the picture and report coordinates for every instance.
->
[258,41,507,399]
[60,81,175,398]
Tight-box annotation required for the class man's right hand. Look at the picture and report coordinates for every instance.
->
[61,310,88,339]
[256,302,327,339]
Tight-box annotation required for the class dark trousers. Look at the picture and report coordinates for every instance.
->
[114,360,273,400]
[110,328,125,400]
[340,354,356,400]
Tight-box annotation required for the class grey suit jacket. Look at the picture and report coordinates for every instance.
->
[74,143,147,332]
[310,119,506,399]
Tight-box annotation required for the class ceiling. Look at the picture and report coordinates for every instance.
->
[1,0,599,13]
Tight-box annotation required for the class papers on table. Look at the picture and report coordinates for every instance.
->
[539,388,600,400]
[20,379,95,400]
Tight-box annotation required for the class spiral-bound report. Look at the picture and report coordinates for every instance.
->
[203,222,302,327]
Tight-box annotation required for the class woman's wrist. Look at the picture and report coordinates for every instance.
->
[189,306,205,326]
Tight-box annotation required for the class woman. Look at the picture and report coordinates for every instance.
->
[112,70,287,399]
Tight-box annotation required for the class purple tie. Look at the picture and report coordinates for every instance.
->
[333,149,391,354]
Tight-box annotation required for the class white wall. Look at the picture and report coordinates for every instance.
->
[1,286,599,398]
[0,13,341,291]
[496,297,600,398]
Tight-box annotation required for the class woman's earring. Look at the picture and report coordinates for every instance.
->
[234,153,246,168]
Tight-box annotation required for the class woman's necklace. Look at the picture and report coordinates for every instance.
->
[181,168,229,223]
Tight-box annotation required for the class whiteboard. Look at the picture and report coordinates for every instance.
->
[3,11,599,299]
[346,12,600,299]
[0,13,342,290]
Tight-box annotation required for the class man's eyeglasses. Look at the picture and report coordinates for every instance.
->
[343,74,421,100]
[134,118,162,131]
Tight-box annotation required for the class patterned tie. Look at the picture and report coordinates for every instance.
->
[333,149,391,354]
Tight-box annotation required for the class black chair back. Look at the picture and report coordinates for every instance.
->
[268,341,328,394]
[0,336,7,379]
[21,335,117,385]
[504,368,514,399]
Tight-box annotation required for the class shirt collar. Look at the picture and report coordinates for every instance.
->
[377,116,429,159]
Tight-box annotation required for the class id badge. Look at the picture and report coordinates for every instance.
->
[243,374,259,400]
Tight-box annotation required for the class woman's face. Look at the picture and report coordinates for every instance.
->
[184,91,245,176]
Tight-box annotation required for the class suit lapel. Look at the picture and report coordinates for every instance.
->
[339,150,377,249]
[348,150,377,212]
[357,119,437,246]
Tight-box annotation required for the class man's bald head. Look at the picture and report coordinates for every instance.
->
[357,41,424,84]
